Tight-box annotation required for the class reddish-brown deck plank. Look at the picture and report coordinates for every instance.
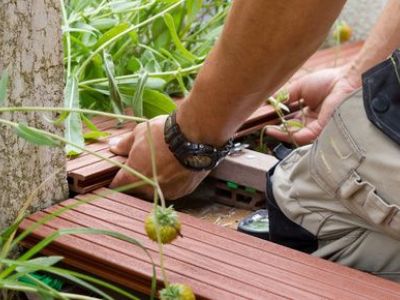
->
[35,207,321,300]
[20,219,240,300]
[93,189,400,297]
[19,189,400,299]
[67,196,377,299]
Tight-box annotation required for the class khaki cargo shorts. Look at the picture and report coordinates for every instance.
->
[270,52,400,282]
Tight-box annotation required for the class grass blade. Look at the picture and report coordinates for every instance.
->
[16,123,61,147]
[64,76,85,156]
[0,69,9,105]
[131,70,148,117]
[103,51,125,121]
[163,13,198,62]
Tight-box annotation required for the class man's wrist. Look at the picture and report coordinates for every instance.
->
[176,98,233,147]
[342,63,363,89]
[164,110,234,171]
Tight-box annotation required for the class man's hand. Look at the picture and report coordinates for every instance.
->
[266,66,360,145]
[109,116,209,200]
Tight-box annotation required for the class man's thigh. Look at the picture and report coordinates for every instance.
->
[314,228,400,282]
[270,88,400,279]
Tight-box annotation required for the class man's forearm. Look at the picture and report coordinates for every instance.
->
[346,0,400,87]
[178,0,346,146]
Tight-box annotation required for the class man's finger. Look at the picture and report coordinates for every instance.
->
[265,122,320,146]
[286,79,304,103]
[110,169,154,199]
[109,132,136,156]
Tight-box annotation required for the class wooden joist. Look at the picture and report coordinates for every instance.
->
[67,42,363,193]
[19,188,400,299]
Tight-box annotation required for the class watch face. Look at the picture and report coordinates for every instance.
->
[183,154,214,169]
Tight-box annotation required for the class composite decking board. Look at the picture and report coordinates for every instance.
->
[20,190,400,299]
[67,149,116,172]
[68,195,379,300]
[42,204,331,300]
[28,213,274,300]
[19,220,241,300]
[89,191,400,299]
[25,214,296,300]
[93,188,400,296]
[27,205,357,300]
[69,156,126,180]
[64,198,354,299]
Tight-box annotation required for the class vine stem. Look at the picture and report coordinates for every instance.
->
[0,107,147,123]
[1,284,101,300]
[0,119,155,187]
[146,122,169,287]
[60,0,72,78]
[277,109,299,148]
[79,64,202,87]
[153,191,169,288]
[76,0,185,76]
[146,122,166,208]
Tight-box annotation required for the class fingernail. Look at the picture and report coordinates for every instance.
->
[109,137,122,147]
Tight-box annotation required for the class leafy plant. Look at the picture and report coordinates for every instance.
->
[61,0,231,155]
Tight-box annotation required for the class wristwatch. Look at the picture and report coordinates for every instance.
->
[164,111,234,171]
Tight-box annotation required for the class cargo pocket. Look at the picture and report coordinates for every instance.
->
[310,108,365,197]
[339,172,400,240]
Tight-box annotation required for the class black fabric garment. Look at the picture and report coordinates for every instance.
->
[363,49,400,145]
[266,162,318,254]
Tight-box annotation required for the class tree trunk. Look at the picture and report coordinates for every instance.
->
[0,0,68,229]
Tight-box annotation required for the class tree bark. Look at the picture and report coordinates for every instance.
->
[0,0,68,229]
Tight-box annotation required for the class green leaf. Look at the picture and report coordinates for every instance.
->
[84,130,110,141]
[103,51,125,120]
[64,76,85,156]
[131,71,148,117]
[81,114,110,141]
[0,219,23,248]
[142,89,176,118]
[0,258,140,300]
[275,89,289,102]
[93,77,166,90]
[0,69,9,105]
[120,87,176,118]
[163,13,198,62]
[94,22,130,50]
[81,114,99,131]
[286,120,305,129]
[16,256,64,273]
[47,111,70,126]
[152,17,172,50]
[16,124,60,147]
[185,0,203,25]
[90,18,118,31]
[127,57,142,73]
